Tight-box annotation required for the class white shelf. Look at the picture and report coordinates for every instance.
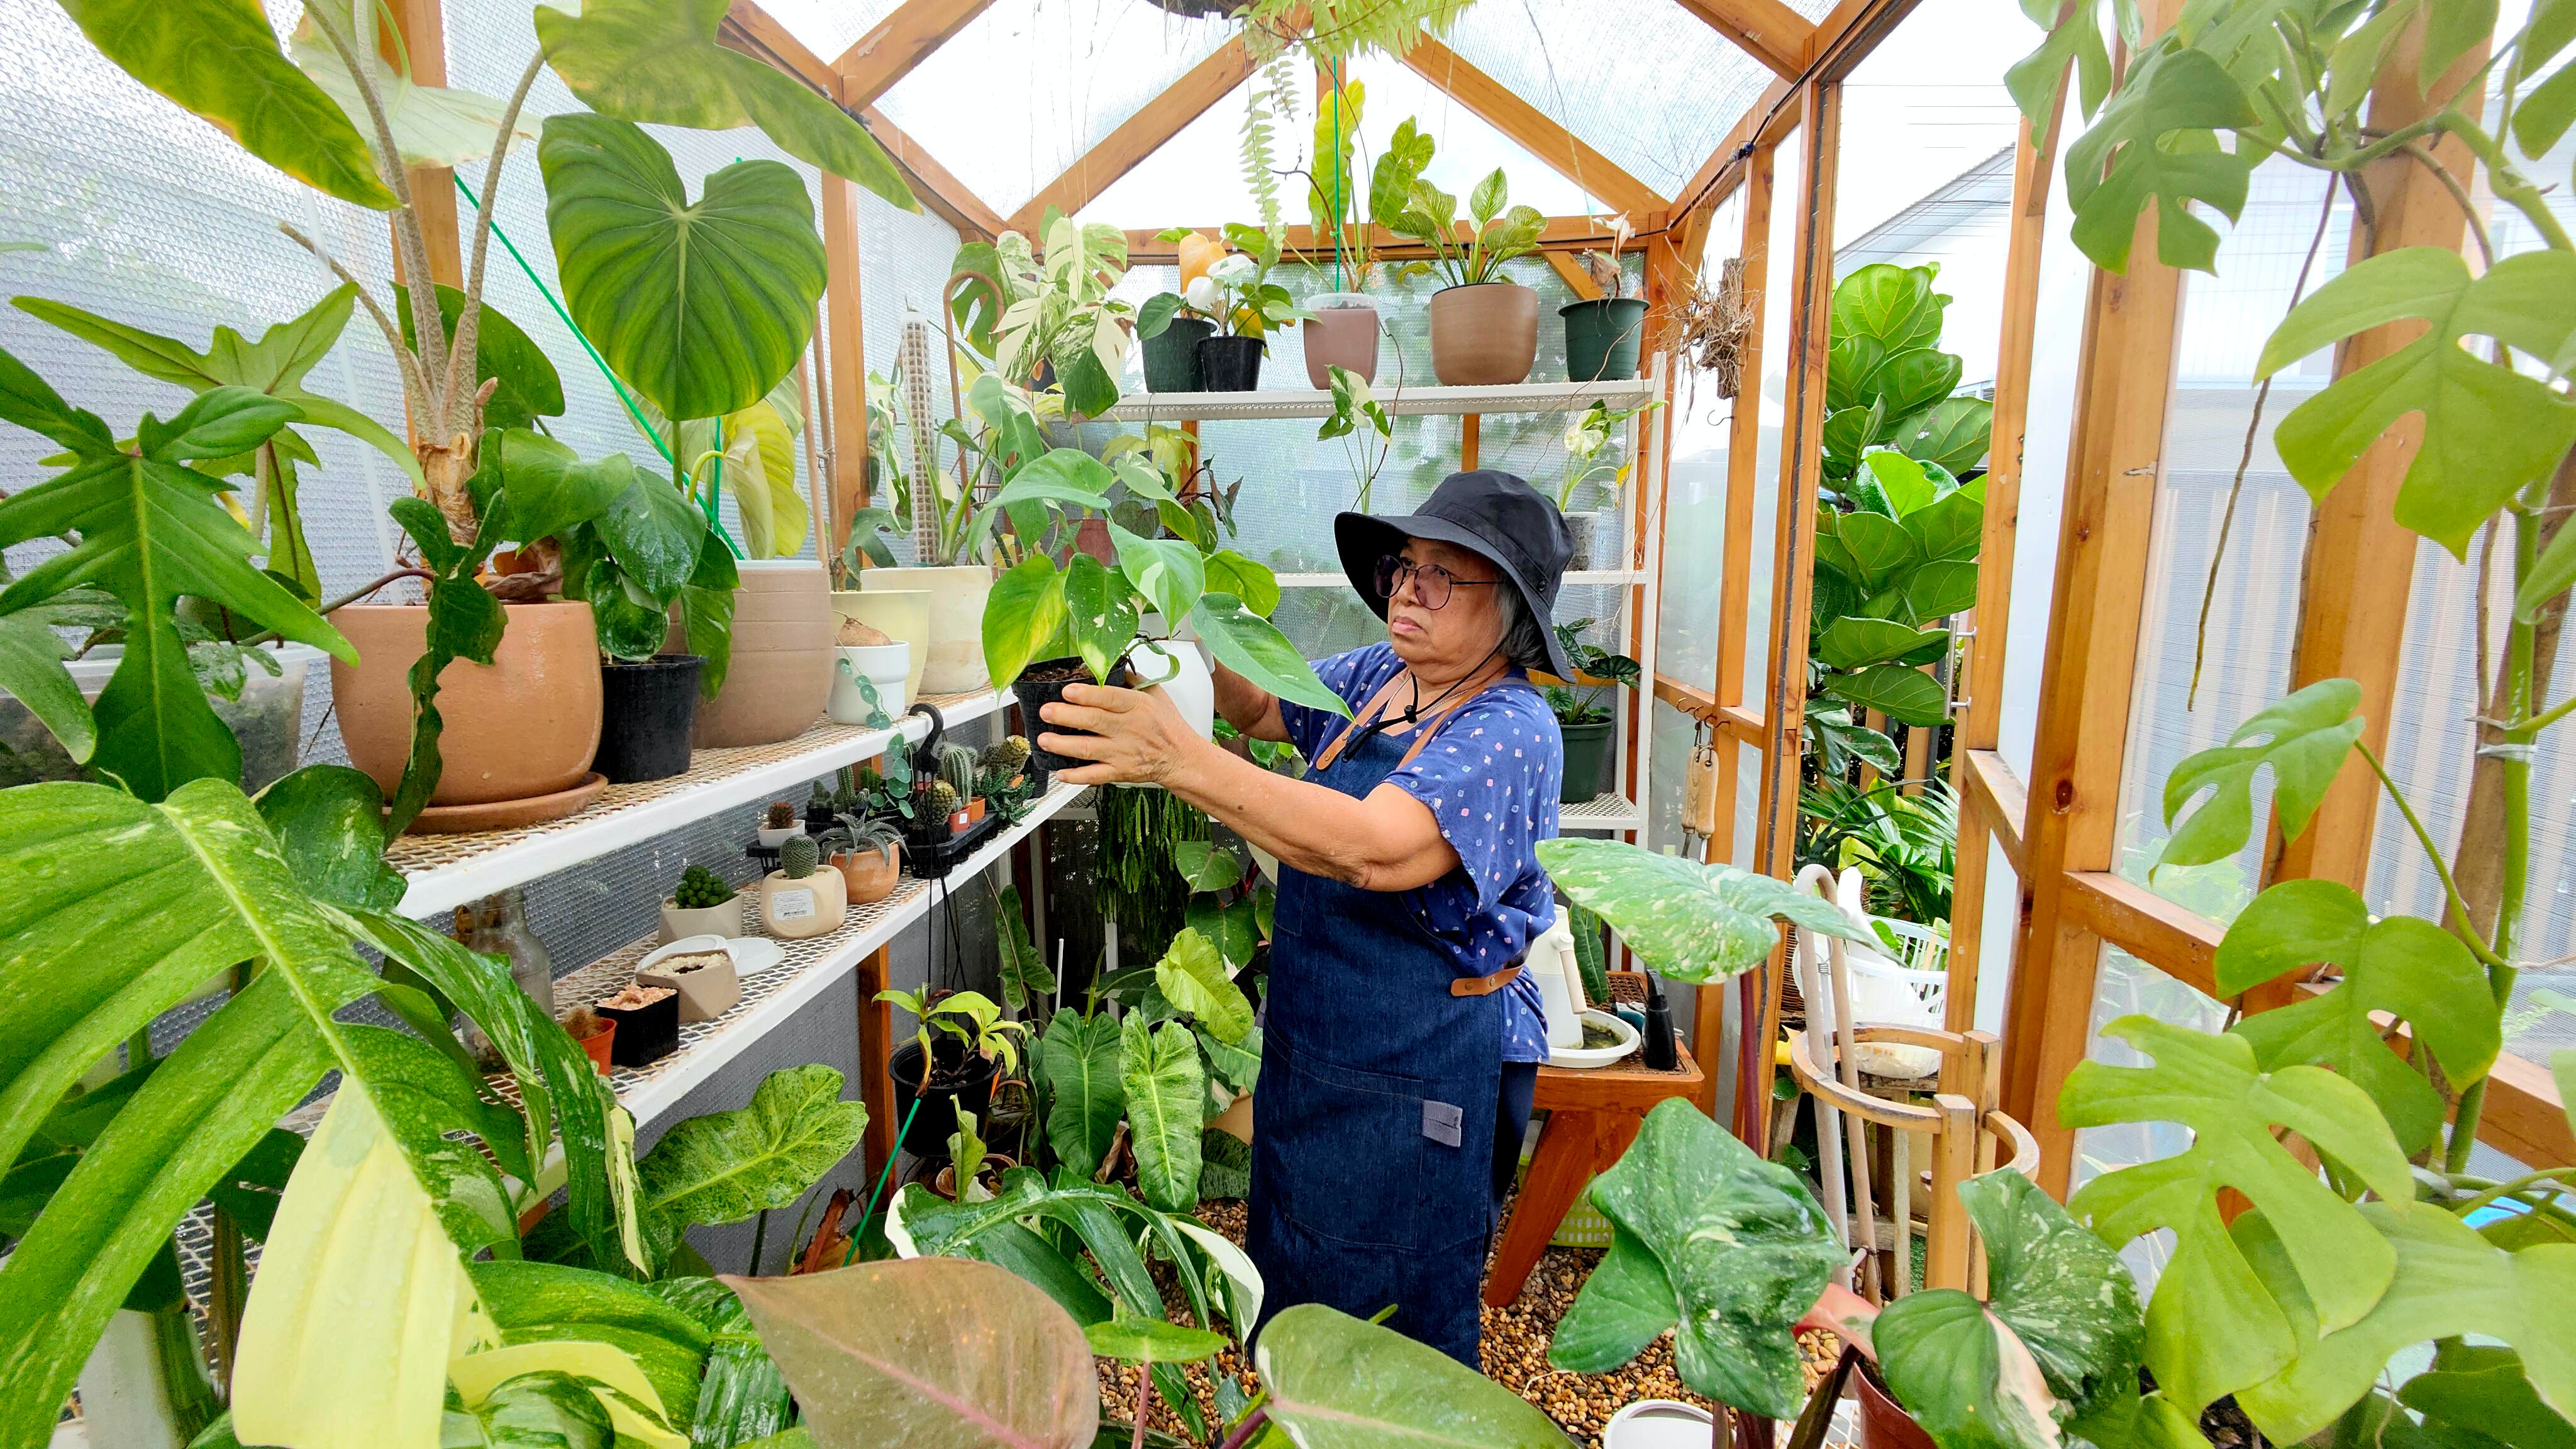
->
[389,689,1015,920]
[1272,569,1643,589]
[1100,377,1660,423]
[1559,791,1643,833]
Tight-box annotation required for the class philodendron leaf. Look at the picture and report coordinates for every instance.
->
[291,0,526,169]
[1874,1291,2065,1449]
[453,1369,617,1449]
[648,1277,796,1449]
[2060,1017,2412,1425]
[728,1258,1101,1449]
[994,882,1055,1013]
[1537,838,1862,985]
[985,554,1070,690]
[1189,592,1349,715]
[640,1065,867,1264]
[2156,679,2362,871]
[714,399,809,559]
[1063,553,1139,687]
[0,607,94,764]
[540,113,828,423]
[391,285,565,434]
[2257,247,2576,557]
[2238,1202,2576,1443]
[1262,1304,1574,1449]
[257,764,406,911]
[1170,839,1243,892]
[1153,928,1252,1045]
[469,1260,713,1430]
[1108,521,1204,630]
[1040,1009,1125,1180]
[1085,1315,1227,1364]
[1202,550,1281,616]
[1121,1014,1204,1214]
[1186,896,1260,970]
[2219,880,2499,1155]
[1550,1099,1843,1418]
[1954,1170,2145,1421]
[55,0,396,209]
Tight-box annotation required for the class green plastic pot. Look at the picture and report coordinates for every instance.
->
[1562,297,1650,382]
[1143,316,1214,391]
[1558,716,1616,804]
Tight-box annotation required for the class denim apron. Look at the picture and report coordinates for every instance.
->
[1246,691,1518,1366]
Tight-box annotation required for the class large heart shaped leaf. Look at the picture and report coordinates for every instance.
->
[1040,1009,1125,1180]
[1536,838,1862,984]
[637,1065,866,1269]
[1153,928,1252,1045]
[1263,1304,1573,1448]
[2219,881,2499,1154]
[1108,521,1204,628]
[985,555,1071,690]
[1548,1099,1843,1418]
[540,113,828,424]
[728,1257,1100,1449]
[1189,592,1346,715]
[2060,1017,2411,1424]
[1957,1170,2145,1421]
[1121,1015,1204,1214]
[535,0,914,209]
[2157,679,2363,871]
[1063,554,1138,687]
[1874,1291,2065,1449]
[54,0,394,208]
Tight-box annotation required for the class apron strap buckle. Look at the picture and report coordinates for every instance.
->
[1448,963,1524,997]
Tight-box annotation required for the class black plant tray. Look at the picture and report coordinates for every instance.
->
[904,811,1002,881]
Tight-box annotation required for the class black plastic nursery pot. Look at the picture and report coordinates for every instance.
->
[889,1040,1001,1158]
[1143,316,1215,392]
[594,653,702,784]
[1196,334,1265,391]
[599,988,681,1068]
[1558,716,1616,804]
[1561,296,1650,382]
[1012,655,1118,774]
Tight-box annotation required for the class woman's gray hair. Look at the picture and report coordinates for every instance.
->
[1493,583,1555,674]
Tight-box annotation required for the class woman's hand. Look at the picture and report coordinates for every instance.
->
[1038,682,1212,787]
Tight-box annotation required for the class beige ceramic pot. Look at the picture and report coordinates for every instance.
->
[1429,281,1540,386]
[904,564,995,696]
[331,600,601,807]
[833,587,930,701]
[1301,295,1381,387]
[760,864,848,939]
[684,561,833,748]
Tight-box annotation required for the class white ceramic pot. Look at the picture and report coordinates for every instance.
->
[835,586,930,701]
[761,865,848,940]
[658,894,743,945]
[829,643,911,725]
[1603,1401,1714,1449]
[904,564,994,696]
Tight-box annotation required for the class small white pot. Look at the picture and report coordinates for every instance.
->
[1603,1400,1714,1449]
[829,643,911,724]
[755,824,804,849]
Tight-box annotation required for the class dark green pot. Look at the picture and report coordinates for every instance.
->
[1562,297,1649,382]
[1558,716,1616,804]
[1142,316,1214,392]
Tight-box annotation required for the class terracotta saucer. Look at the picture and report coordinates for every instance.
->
[404,772,609,835]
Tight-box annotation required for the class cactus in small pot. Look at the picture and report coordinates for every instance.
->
[762,830,845,939]
[779,834,819,879]
[757,799,802,848]
[660,860,744,943]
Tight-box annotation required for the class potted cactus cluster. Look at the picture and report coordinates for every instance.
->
[660,862,744,943]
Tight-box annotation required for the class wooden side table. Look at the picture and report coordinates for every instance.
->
[1484,1041,1706,1306]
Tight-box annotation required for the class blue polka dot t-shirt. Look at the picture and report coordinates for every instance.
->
[1278,643,1562,1063]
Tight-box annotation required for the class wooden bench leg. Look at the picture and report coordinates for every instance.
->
[1485,1109,1643,1306]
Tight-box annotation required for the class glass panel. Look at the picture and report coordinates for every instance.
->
[1741,125,1803,714]
[1080,77,1260,230]
[1969,834,2016,1033]
[1330,58,1595,218]
[2075,946,2229,1290]
[753,0,902,67]
[2109,155,2353,923]
[1648,699,1698,856]
[1658,187,1747,694]
[1996,126,2087,781]
[1732,738,1763,870]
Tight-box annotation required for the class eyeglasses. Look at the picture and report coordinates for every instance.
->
[1374,555,1501,611]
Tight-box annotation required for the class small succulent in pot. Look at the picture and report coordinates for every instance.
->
[757,799,802,849]
[762,830,847,939]
[672,862,733,910]
[980,735,1030,784]
[779,834,819,879]
[660,860,745,943]
[927,778,962,829]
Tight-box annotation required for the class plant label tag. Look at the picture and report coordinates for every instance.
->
[1421,1099,1463,1148]
[772,889,816,921]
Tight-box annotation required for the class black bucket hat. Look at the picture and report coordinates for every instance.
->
[1333,469,1575,680]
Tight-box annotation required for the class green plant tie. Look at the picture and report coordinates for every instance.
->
[1331,57,1346,292]
[843,1092,924,1267]
[452,174,745,559]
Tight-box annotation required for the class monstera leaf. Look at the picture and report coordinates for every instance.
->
[2218,880,2500,1155]
[2060,42,2259,272]
[2060,1017,2412,1427]
[1547,1100,1843,1419]
[53,0,394,208]
[1121,1015,1204,1214]
[1040,1009,1126,1180]
[1536,838,1862,984]
[0,356,352,799]
[637,1065,866,1267]
[1264,1305,1574,1448]
[730,1258,1101,1449]
[2157,679,2362,871]
[540,114,829,425]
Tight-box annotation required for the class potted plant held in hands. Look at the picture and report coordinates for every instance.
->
[1392,167,1548,386]
[1543,620,1639,804]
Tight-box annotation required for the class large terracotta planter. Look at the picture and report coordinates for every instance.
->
[905,564,995,695]
[833,586,930,701]
[1430,281,1539,386]
[684,561,833,748]
[1302,295,1381,387]
[331,601,601,807]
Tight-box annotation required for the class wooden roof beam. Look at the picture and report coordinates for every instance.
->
[835,0,996,111]
[1669,0,1814,80]
[1397,36,1667,219]
[1007,36,1257,236]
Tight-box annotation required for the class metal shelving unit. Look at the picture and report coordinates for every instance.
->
[1099,377,1660,423]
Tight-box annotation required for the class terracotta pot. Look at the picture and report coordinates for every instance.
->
[966,797,987,823]
[833,587,930,701]
[947,808,971,835]
[1854,1362,1936,1449]
[682,561,833,748]
[1429,281,1540,386]
[1302,296,1381,387]
[905,564,994,695]
[573,1020,616,1075]
[833,841,902,904]
[331,601,601,807]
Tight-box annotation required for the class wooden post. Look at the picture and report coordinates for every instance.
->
[387,0,461,289]
[821,174,871,569]
[1462,414,1481,469]
[857,944,896,1181]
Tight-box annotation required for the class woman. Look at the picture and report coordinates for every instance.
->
[1036,469,1574,1365]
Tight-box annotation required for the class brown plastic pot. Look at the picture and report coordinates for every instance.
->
[679,561,833,747]
[1302,296,1381,387]
[1854,1362,1936,1449]
[1429,281,1540,386]
[330,600,602,807]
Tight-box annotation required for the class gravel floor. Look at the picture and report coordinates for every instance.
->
[1094,1195,1848,1449]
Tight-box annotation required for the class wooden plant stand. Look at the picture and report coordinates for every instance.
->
[1484,1041,1706,1306]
